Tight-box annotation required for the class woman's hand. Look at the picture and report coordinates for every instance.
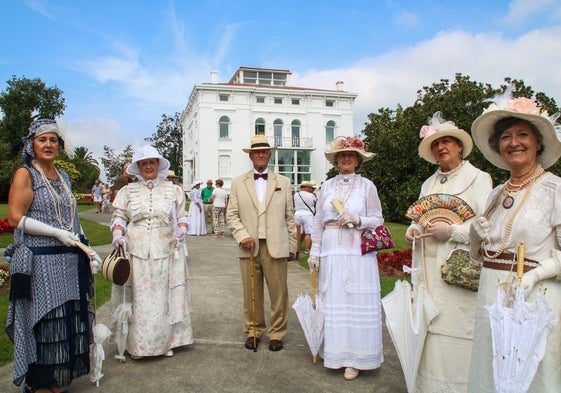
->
[426,222,452,242]
[176,226,187,241]
[405,228,420,243]
[336,212,360,227]
[112,229,127,248]
[470,216,490,243]
[307,256,319,272]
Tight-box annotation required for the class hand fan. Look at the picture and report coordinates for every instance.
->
[405,193,475,227]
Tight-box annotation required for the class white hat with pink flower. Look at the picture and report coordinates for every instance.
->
[324,136,375,164]
[471,93,561,170]
[418,111,473,164]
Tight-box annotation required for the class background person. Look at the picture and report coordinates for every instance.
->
[209,179,228,237]
[405,112,492,392]
[226,134,296,352]
[187,180,207,235]
[112,162,134,198]
[201,179,215,221]
[91,179,103,213]
[468,96,561,392]
[7,118,101,393]
[307,136,383,381]
[294,180,317,254]
[110,145,193,360]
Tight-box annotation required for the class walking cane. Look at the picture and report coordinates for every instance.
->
[249,251,257,352]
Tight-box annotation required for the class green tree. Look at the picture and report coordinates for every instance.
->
[0,76,66,201]
[70,146,100,192]
[361,74,559,223]
[101,145,134,185]
[145,112,183,178]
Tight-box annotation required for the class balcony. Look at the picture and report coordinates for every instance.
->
[271,136,314,148]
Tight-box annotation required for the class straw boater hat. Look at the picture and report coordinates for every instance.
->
[299,180,317,189]
[324,136,375,164]
[471,96,561,170]
[417,112,473,164]
[167,170,178,178]
[127,145,170,179]
[242,134,277,153]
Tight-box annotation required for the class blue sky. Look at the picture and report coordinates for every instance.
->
[1,0,561,166]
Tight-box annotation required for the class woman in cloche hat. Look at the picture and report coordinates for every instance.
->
[405,112,492,392]
[468,94,561,393]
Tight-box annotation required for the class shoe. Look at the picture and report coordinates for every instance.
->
[344,367,359,380]
[130,354,144,360]
[244,336,260,350]
[164,349,174,357]
[268,339,283,351]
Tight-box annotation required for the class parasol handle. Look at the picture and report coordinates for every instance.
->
[331,198,353,228]
[517,242,525,282]
[311,268,317,308]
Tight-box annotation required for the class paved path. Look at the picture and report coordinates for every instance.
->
[0,210,407,392]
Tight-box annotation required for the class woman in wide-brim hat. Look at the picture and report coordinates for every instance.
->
[307,136,384,380]
[468,95,561,393]
[405,112,492,392]
[187,179,207,235]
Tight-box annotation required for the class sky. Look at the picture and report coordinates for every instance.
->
[1,0,561,174]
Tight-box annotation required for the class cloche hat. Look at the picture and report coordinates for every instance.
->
[242,134,277,153]
[417,112,473,164]
[127,145,170,178]
[324,136,375,164]
[471,94,561,170]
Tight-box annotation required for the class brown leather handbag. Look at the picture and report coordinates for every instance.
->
[101,245,130,285]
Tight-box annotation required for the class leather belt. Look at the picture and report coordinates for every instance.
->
[482,250,539,273]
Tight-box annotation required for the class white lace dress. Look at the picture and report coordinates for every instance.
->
[310,173,384,370]
[187,188,207,235]
[468,172,561,393]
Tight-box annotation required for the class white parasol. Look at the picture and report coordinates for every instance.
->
[112,284,132,362]
[381,238,439,393]
[292,268,324,363]
[486,243,557,393]
[90,323,112,387]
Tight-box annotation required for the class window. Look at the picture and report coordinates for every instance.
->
[325,99,334,107]
[269,150,311,186]
[255,118,265,135]
[243,71,257,84]
[291,120,301,147]
[219,116,230,139]
[273,73,287,86]
[273,119,283,147]
[256,96,265,103]
[326,120,336,142]
[218,155,231,178]
[274,97,283,104]
[291,98,300,105]
[219,94,229,102]
[258,72,272,85]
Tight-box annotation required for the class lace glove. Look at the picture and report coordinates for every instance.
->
[426,222,452,242]
[18,216,79,246]
[112,229,127,249]
[176,226,187,242]
[520,258,560,296]
[336,212,360,227]
[307,256,319,272]
[88,251,102,274]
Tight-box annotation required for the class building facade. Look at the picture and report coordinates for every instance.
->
[179,67,357,190]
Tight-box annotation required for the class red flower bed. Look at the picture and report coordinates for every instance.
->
[0,218,14,234]
[377,248,412,277]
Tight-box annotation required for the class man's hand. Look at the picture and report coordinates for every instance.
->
[240,237,254,251]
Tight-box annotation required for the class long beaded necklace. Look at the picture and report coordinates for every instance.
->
[501,164,544,209]
[334,174,357,208]
[32,160,76,231]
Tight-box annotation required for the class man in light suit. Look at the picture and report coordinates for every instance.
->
[227,134,296,352]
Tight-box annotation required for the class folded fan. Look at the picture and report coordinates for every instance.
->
[405,193,475,227]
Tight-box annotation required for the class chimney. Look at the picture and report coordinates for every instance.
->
[336,81,344,91]
[210,71,218,84]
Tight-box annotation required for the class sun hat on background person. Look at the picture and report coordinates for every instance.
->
[191,179,203,188]
[471,95,561,170]
[417,111,473,164]
[299,180,318,189]
[126,145,170,179]
[324,136,375,164]
[242,134,277,153]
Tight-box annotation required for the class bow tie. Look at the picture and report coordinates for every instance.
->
[254,173,268,180]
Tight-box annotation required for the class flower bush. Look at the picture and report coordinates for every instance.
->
[378,248,412,277]
[0,219,14,234]
[0,265,9,288]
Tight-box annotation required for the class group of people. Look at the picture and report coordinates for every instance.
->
[6,92,561,392]
[91,179,112,213]
[186,178,229,236]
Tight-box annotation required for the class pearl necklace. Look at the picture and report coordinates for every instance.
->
[502,165,544,209]
[32,160,76,231]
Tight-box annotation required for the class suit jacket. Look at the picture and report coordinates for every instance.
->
[226,169,296,258]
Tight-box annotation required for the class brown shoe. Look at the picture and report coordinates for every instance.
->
[244,336,260,350]
[268,339,283,351]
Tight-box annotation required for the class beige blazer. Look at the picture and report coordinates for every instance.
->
[226,170,296,258]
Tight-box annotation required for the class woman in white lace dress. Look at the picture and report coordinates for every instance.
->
[307,136,383,381]
[468,95,561,392]
[187,180,207,235]
[110,145,193,359]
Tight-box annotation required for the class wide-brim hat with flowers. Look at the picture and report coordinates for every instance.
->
[418,112,473,164]
[127,145,170,178]
[472,95,561,170]
[324,136,375,164]
[242,134,277,153]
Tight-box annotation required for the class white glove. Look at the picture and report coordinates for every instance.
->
[336,212,360,227]
[176,226,187,242]
[469,216,490,244]
[520,258,560,296]
[88,251,102,274]
[18,216,79,246]
[307,256,319,272]
[112,229,127,249]
[426,222,452,242]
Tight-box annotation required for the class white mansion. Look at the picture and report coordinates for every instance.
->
[179,66,357,190]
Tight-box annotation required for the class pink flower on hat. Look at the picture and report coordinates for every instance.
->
[419,125,437,139]
[332,136,365,150]
[484,96,546,116]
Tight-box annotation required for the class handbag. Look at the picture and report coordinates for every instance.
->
[360,225,395,255]
[441,249,482,291]
[101,245,130,285]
